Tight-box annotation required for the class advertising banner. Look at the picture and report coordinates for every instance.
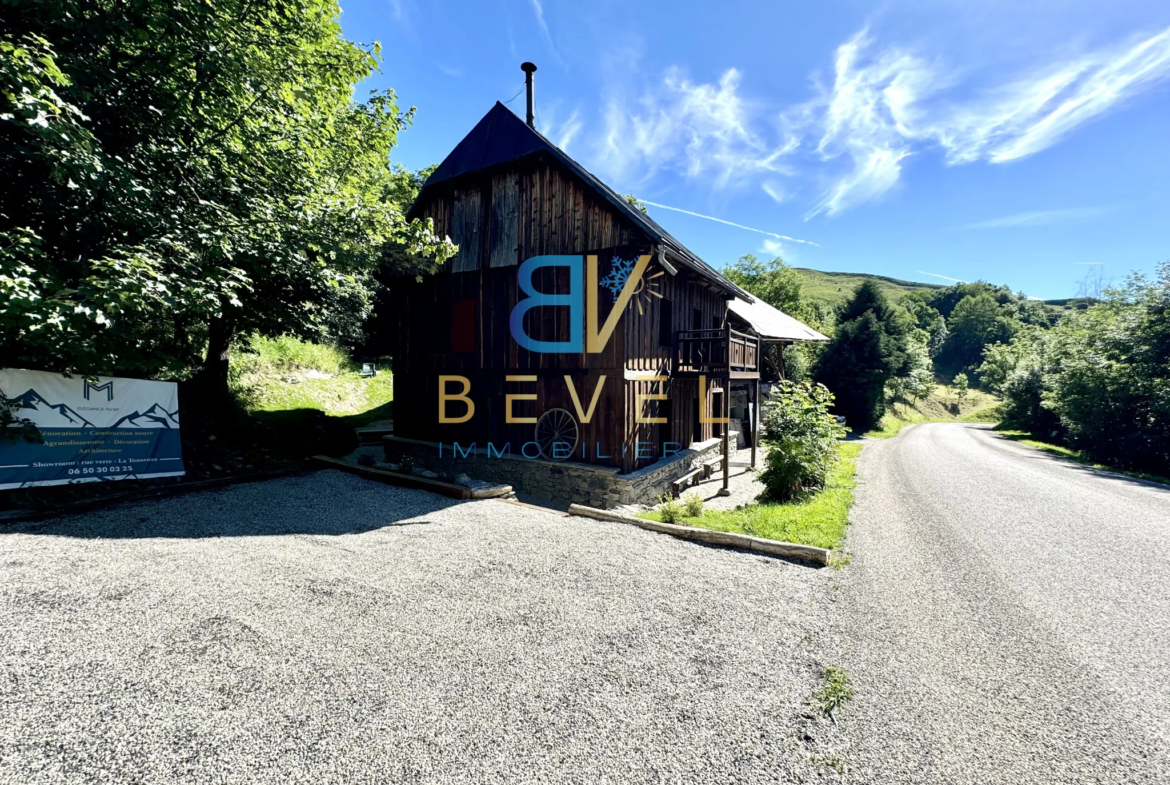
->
[0,369,185,490]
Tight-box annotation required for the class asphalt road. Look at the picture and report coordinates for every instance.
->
[0,471,832,784]
[828,424,1170,784]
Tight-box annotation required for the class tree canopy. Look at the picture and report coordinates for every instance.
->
[813,281,911,431]
[0,0,454,393]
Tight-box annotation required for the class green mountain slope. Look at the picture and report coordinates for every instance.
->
[793,268,1077,312]
[793,268,943,308]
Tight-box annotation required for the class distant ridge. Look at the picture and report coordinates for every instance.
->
[793,268,1073,311]
[793,268,942,308]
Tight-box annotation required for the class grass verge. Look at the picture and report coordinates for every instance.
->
[995,430,1170,487]
[637,442,862,551]
[864,383,1001,439]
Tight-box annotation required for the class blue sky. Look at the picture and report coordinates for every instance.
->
[340,0,1170,299]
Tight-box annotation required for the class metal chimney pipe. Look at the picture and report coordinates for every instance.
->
[521,62,537,128]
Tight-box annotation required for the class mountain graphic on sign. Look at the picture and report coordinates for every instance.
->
[111,403,180,428]
[9,389,95,427]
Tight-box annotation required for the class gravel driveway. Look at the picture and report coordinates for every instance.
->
[1,471,832,784]
[826,424,1170,784]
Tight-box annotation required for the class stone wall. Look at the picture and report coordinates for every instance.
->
[383,436,724,509]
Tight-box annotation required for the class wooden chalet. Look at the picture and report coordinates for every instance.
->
[386,69,823,484]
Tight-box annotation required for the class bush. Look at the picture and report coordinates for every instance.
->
[682,491,704,517]
[658,495,685,523]
[759,381,848,501]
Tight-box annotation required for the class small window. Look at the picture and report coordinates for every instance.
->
[693,307,703,330]
[659,298,674,348]
[451,298,475,353]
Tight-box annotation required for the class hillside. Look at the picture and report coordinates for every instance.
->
[793,267,1075,312]
[793,268,942,308]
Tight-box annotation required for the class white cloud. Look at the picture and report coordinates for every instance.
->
[760,238,786,257]
[539,107,583,152]
[966,206,1112,228]
[797,30,938,217]
[590,25,1170,219]
[761,181,790,204]
[795,26,1170,216]
[528,0,564,66]
[596,68,794,189]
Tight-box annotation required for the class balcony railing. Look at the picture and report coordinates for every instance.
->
[676,327,759,376]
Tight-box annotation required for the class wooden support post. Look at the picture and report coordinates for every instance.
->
[721,380,730,494]
[750,379,758,469]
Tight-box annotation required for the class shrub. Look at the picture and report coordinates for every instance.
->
[658,495,685,523]
[682,491,704,517]
[759,381,848,501]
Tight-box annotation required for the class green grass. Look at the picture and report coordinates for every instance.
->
[793,267,1073,314]
[638,442,862,551]
[864,384,1001,439]
[815,666,854,717]
[995,430,1170,487]
[230,334,394,423]
[793,268,942,309]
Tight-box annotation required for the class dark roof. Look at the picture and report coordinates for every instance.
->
[409,102,752,301]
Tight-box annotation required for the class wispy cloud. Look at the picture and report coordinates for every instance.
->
[797,26,1170,216]
[917,271,967,283]
[590,25,1170,218]
[641,200,819,246]
[436,63,462,78]
[596,68,795,189]
[528,0,564,66]
[761,181,790,204]
[966,206,1112,228]
[539,107,583,152]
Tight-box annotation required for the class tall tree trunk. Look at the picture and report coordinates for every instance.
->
[198,315,236,406]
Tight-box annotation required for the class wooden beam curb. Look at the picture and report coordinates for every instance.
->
[567,503,831,566]
[310,456,514,500]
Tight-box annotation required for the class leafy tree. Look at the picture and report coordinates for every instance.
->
[1040,264,1170,473]
[953,372,969,405]
[886,329,934,405]
[0,2,454,400]
[723,254,804,316]
[759,381,846,501]
[937,293,1019,377]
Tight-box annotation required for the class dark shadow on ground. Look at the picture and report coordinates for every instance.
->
[0,469,466,539]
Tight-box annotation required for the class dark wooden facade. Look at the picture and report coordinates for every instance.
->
[387,105,757,473]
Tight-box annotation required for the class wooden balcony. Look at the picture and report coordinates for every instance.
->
[675,327,760,379]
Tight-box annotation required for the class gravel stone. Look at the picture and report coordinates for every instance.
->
[0,470,831,784]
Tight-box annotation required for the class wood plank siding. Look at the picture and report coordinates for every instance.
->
[389,155,730,472]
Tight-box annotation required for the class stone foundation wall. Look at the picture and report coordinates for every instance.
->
[383,436,723,509]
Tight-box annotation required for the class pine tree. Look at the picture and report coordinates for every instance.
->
[813,282,910,431]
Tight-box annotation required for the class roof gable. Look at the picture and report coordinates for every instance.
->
[408,102,751,300]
